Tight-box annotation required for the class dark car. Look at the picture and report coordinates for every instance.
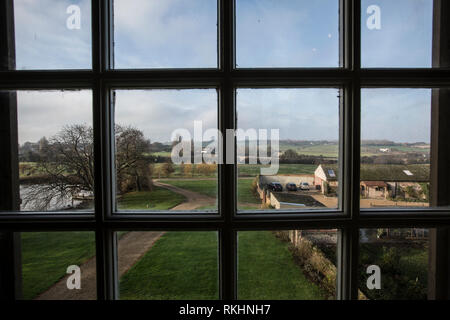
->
[267,182,283,192]
[286,183,298,191]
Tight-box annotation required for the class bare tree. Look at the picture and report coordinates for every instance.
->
[115,125,152,193]
[22,124,151,210]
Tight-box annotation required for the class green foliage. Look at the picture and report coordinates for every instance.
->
[359,244,427,300]
[161,161,175,177]
[419,183,429,202]
[405,186,418,199]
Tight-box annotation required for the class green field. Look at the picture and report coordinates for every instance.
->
[117,186,186,210]
[279,143,338,158]
[279,141,429,158]
[238,163,317,177]
[361,145,430,157]
[159,178,261,205]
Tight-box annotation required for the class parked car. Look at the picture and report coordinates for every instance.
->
[267,182,283,192]
[285,183,298,191]
[299,182,310,191]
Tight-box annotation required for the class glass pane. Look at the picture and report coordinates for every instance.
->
[20,232,96,300]
[113,0,218,69]
[238,230,337,299]
[359,228,431,300]
[113,89,218,212]
[117,231,219,300]
[361,0,433,68]
[361,89,432,209]
[236,0,340,68]
[236,88,340,212]
[3,90,94,213]
[13,0,92,70]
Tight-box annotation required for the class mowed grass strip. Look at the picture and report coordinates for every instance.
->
[238,231,326,300]
[117,186,186,210]
[21,232,96,300]
[119,232,219,300]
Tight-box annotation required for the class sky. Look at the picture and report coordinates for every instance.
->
[12,0,434,144]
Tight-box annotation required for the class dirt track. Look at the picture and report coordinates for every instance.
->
[153,181,216,210]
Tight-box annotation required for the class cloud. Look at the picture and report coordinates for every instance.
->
[114,0,217,68]
[14,0,91,69]
[237,89,340,141]
[12,1,434,144]
[236,0,340,67]
[361,0,433,67]
[114,89,217,143]
[17,90,92,144]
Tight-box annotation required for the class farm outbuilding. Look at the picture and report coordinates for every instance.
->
[314,164,430,199]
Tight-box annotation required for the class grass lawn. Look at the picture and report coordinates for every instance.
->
[119,232,219,300]
[238,231,326,300]
[119,231,325,300]
[160,178,261,204]
[117,186,186,210]
[159,179,217,198]
[21,232,96,300]
[21,187,185,299]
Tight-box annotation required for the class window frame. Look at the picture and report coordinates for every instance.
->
[0,0,450,300]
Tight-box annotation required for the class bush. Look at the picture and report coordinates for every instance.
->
[359,245,427,300]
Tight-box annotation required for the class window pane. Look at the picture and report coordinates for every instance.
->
[236,88,340,212]
[117,231,219,300]
[19,232,96,300]
[361,89,432,209]
[113,89,218,212]
[1,90,94,213]
[359,228,431,300]
[13,0,92,70]
[236,0,340,68]
[361,0,433,68]
[113,0,218,69]
[238,230,337,299]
